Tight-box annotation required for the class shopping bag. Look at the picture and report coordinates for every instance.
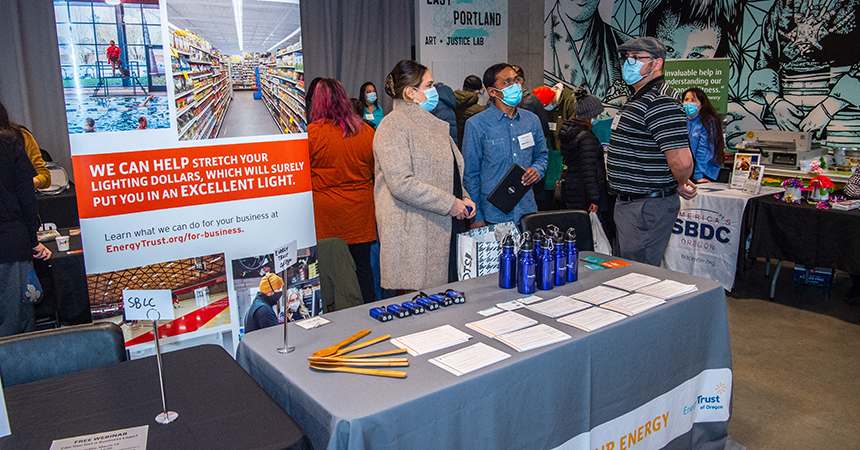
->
[457,222,520,280]
[24,268,43,304]
[589,211,612,255]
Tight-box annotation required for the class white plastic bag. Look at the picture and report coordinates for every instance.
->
[589,211,612,255]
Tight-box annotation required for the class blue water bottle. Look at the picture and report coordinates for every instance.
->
[499,234,516,289]
[553,232,567,286]
[517,232,536,294]
[537,236,554,291]
[565,228,578,282]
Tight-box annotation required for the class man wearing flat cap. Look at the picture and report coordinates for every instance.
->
[606,36,697,266]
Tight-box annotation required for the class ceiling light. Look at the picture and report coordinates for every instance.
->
[267,26,301,53]
[166,262,174,267]
[210,257,222,262]
[232,0,243,52]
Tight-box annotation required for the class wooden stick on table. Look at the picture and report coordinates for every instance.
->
[308,363,407,378]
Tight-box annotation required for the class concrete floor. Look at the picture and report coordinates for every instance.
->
[218,89,281,138]
[726,259,860,449]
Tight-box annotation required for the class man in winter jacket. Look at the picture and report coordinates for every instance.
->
[454,75,485,149]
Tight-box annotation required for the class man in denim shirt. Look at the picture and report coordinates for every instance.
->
[463,63,549,228]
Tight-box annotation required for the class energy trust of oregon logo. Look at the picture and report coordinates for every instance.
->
[682,383,727,415]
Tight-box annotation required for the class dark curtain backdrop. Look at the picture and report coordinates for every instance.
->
[301,0,413,115]
[0,0,73,181]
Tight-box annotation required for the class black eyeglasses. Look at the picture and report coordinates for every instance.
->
[622,55,655,65]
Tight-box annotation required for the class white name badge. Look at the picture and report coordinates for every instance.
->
[548,122,557,132]
[123,289,175,321]
[518,132,535,149]
[365,114,374,121]
[610,112,622,130]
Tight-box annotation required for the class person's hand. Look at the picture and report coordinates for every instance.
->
[678,180,698,200]
[32,243,51,260]
[521,167,540,185]
[799,103,833,139]
[463,198,477,219]
[449,198,470,220]
[770,98,802,131]
[470,220,486,229]
[588,203,598,213]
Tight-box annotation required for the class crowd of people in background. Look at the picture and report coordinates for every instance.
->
[4,35,860,338]
[300,35,860,314]
[303,37,690,305]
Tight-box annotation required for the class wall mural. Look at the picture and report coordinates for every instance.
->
[545,0,860,146]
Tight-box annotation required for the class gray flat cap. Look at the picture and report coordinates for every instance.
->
[617,36,667,60]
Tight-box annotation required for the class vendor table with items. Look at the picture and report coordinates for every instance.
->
[745,195,860,297]
[236,252,733,450]
[0,344,312,450]
[661,183,782,290]
[33,228,92,325]
[36,183,80,229]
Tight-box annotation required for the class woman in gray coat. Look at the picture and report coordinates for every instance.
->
[374,60,476,291]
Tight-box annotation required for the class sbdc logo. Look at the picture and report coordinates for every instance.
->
[672,219,730,243]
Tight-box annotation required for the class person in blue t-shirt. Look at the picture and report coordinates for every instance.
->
[359,82,384,129]
[683,88,725,182]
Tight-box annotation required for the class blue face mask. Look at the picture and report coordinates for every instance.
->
[366,92,377,104]
[590,118,600,127]
[498,83,523,107]
[622,57,653,85]
[683,102,699,116]
[545,102,557,111]
[418,86,438,112]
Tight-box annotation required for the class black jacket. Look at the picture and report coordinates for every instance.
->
[430,83,458,144]
[0,132,38,264]
[558,119,608,211]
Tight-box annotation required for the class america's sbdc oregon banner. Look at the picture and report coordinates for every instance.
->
[54,0,310,356]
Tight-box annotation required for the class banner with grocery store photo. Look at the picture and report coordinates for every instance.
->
[54,0,314,357]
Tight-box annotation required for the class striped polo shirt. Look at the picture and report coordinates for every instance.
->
[607,76,688,195]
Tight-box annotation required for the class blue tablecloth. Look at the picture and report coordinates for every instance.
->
[237,252,732,450]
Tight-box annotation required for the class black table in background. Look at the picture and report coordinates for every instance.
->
[36,182,80,228]
[746,195,860,274]
[0,344,313,450]
[33,228,92,325]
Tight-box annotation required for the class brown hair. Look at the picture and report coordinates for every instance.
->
[384,59,428,100]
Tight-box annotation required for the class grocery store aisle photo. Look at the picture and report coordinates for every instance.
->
[166,0,304,141]
[219,90,281,138]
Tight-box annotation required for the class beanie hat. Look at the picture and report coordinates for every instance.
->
[532,86,555,107]
[260,273,284,294]
[573,87,604,119]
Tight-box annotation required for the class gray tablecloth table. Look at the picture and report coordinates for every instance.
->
[236,252,732,450]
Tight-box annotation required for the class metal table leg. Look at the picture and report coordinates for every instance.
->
[770,260,783,301]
